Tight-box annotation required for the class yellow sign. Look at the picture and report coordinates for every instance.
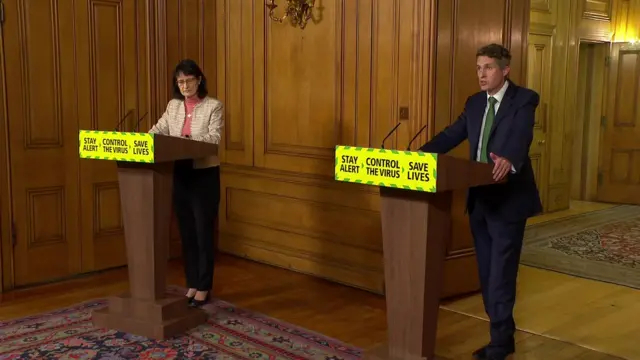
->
[79,130,155,163]
[334,145,438,192]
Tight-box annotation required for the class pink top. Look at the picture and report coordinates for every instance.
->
[181,96,201,137]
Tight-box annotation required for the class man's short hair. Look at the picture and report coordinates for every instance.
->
[476,43,511,69]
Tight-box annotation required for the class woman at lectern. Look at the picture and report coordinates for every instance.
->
[149,59,223,308]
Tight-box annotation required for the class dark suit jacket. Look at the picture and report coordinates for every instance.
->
[419,81,542,221]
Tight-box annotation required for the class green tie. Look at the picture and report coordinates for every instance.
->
[479,96,498,163]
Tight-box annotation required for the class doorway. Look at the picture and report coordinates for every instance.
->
[570,41,609,202]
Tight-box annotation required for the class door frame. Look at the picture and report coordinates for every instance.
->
[0,6,15,292]
[573,37,611,202]
[526,26,554,213]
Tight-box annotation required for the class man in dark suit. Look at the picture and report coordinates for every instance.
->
[419,44,542,360]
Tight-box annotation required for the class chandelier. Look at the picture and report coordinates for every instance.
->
[265,0,316,29]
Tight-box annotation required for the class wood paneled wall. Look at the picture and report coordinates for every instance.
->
[146,0,217,124]
[0,0,638,293]
[529,0,640,211]
[209,0,529,296]
[210,0,639,294]
[0,0,152,288]
[0,4,9,292]
[527,0,580,212]
[143,0,218,257]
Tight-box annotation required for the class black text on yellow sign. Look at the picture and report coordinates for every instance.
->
[335,146,438,192]
[79,130,155,163]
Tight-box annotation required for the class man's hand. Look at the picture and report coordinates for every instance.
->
[490,152,511,181]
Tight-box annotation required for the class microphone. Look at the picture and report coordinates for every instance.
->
[114,109,134,131]
[134,112,149,132]
[406,124,427,151]
[380,122,402,149]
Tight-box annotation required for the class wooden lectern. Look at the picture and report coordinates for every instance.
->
[79,130,218,340]
[334,146,495,360]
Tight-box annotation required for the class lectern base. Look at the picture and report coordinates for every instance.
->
[364,344,447,360]
[91,293,208,340]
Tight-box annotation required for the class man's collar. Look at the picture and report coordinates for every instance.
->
[487,80,509,102]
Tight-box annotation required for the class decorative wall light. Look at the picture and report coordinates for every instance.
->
[265,0,316,29]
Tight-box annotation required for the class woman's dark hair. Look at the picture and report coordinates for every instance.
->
[172,59,208,100]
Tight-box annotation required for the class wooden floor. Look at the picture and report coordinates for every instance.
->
[0,200,634,359]
[444,200,640,360]
[526,200,616,226]
[0,253,625,359]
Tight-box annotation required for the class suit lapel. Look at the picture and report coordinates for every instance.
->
[489,83,516,136]
[469,95,486,155]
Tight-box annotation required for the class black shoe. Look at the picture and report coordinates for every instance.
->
[485,346,514,360]
[188,291,210,308]
[472,345,488,359]
[486,354,509,360]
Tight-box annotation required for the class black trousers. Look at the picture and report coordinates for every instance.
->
[172,160,220,292]
[469,202,526,356]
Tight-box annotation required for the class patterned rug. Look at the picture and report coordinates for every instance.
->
[0,286,362,359]
[521,205,640,289]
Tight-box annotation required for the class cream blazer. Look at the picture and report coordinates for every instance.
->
[149,96,224,168]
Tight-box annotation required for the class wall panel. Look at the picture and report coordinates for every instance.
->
[2,0,638,292]
[2,0,82,286]
[213,0,529,296]
[76,0,140,272]
[0,0,147,289]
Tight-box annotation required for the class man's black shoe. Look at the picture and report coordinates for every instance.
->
[472,345,487,359]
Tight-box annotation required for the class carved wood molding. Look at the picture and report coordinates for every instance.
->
[145,0,168,124]
[530,22,557,36]
[531,0,552,14]
[582,0,613,21]
[0,19,11,291]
